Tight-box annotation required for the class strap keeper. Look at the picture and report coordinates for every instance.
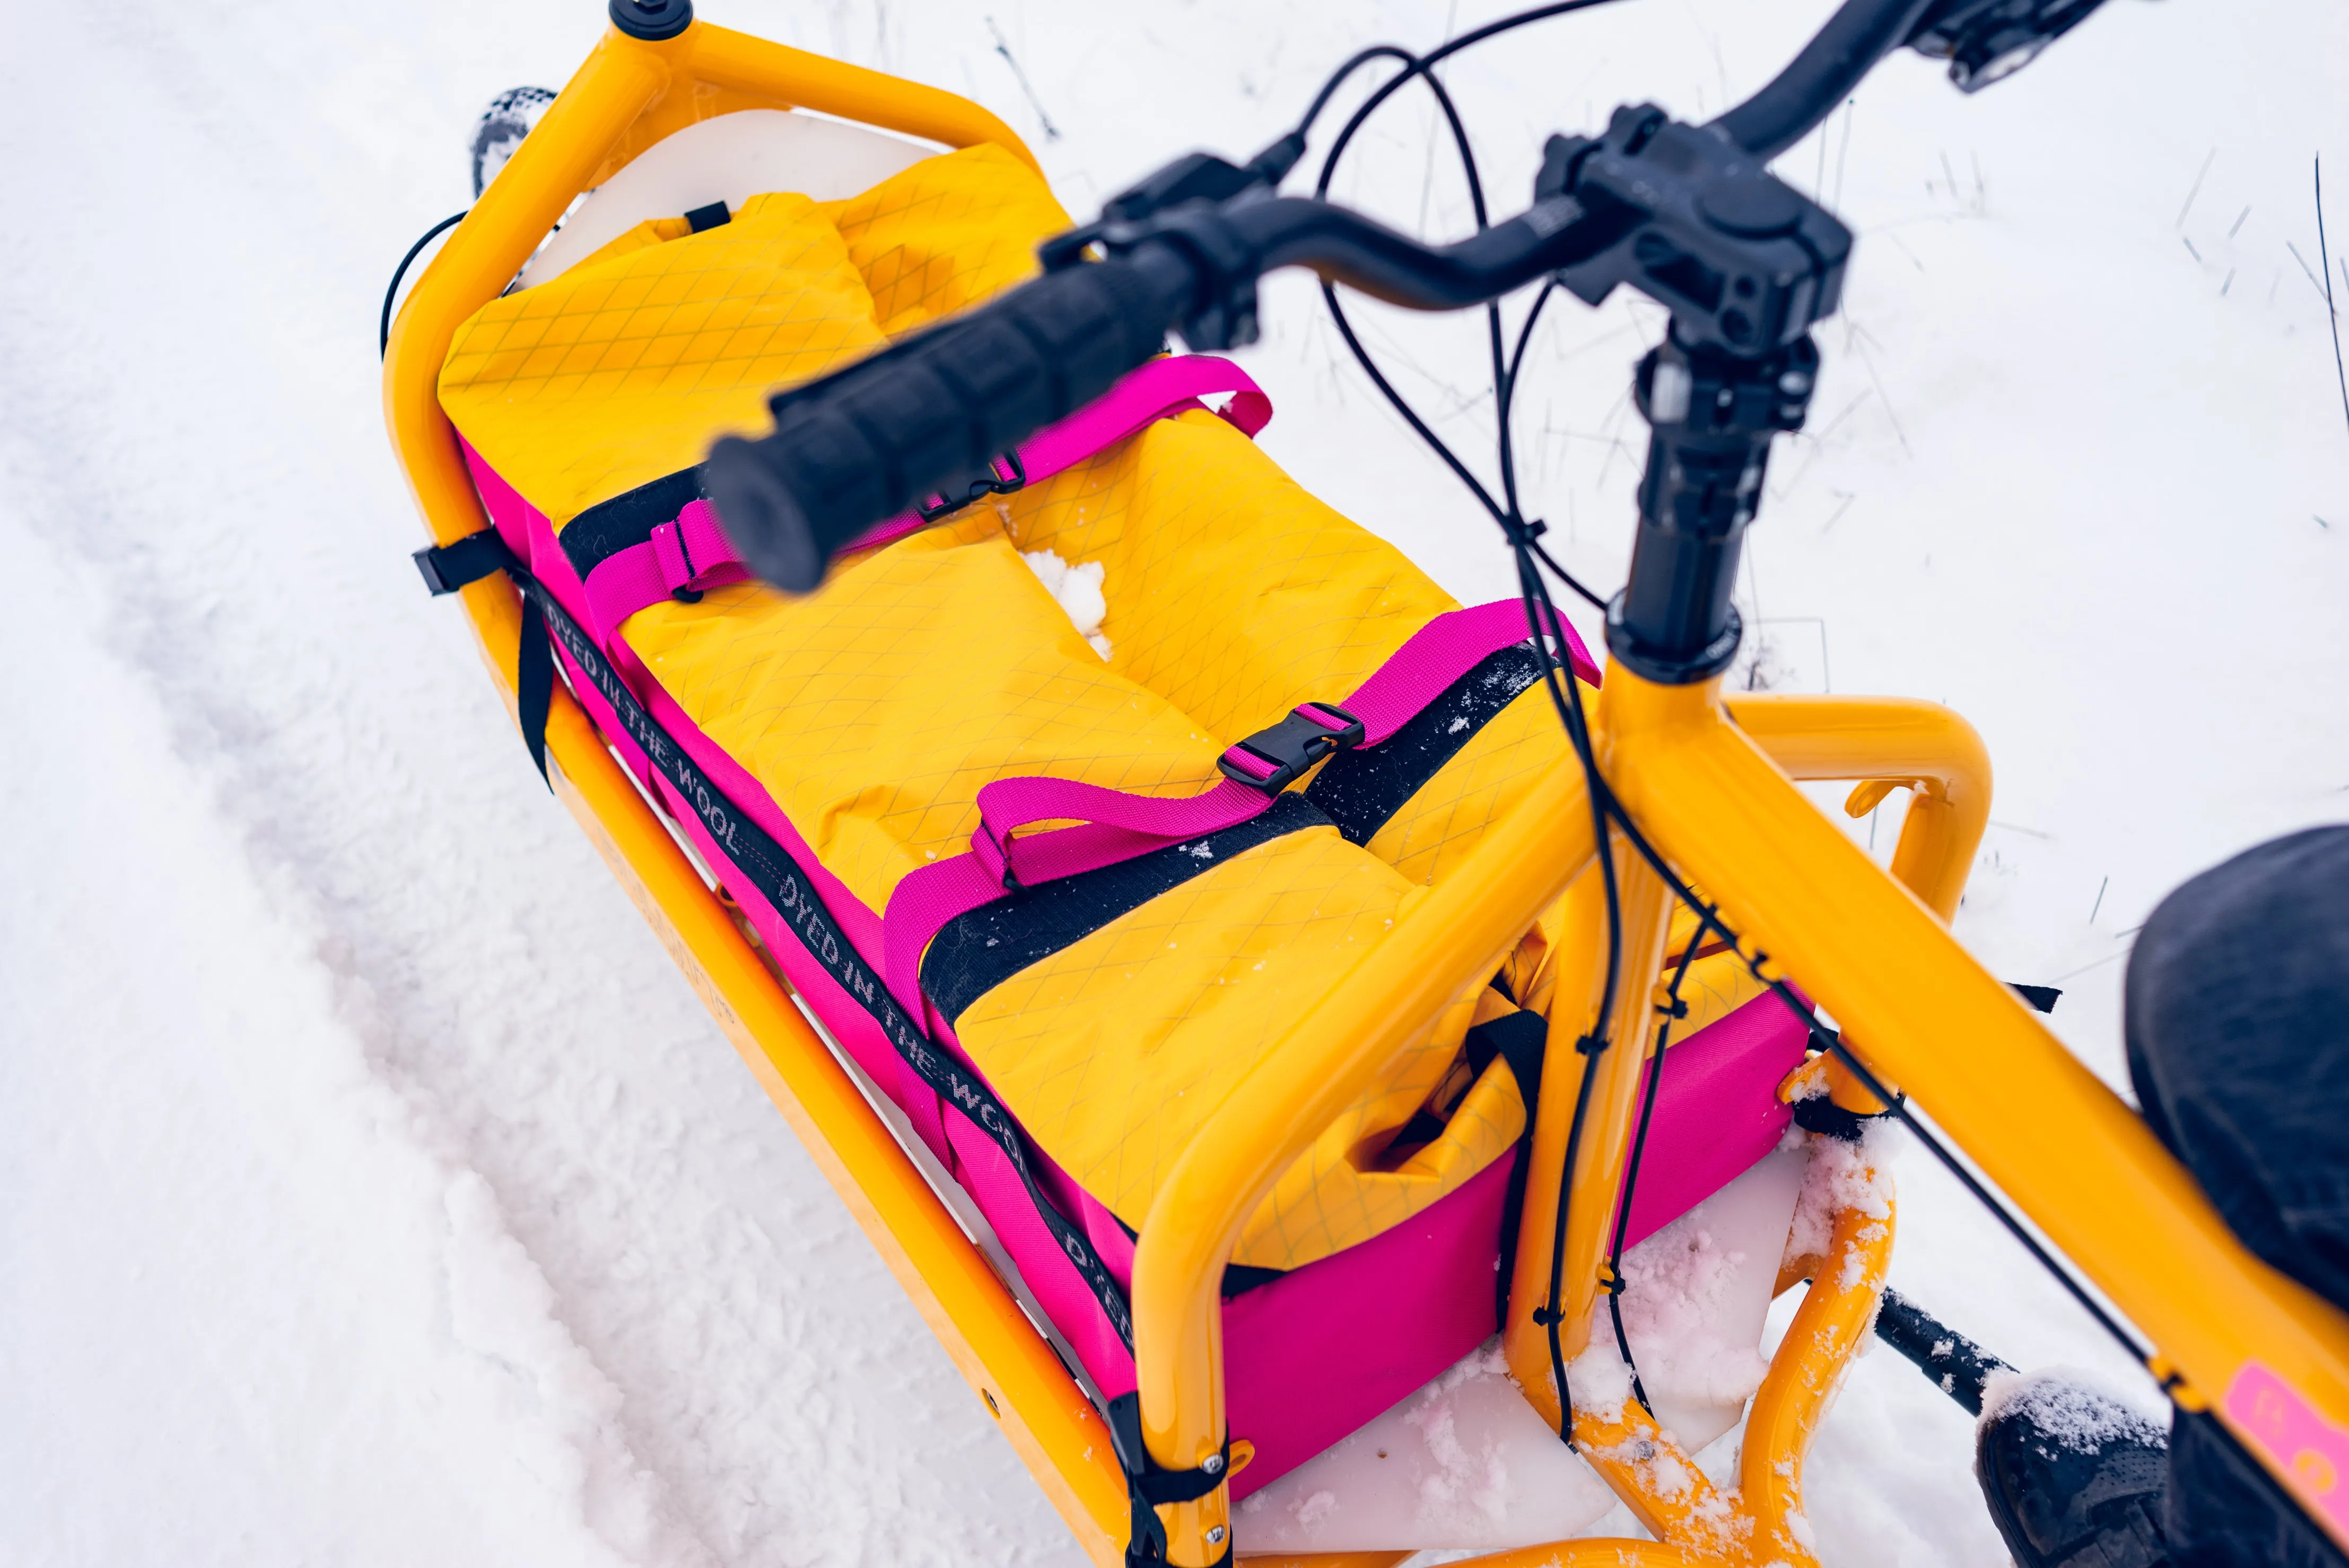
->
[972,819,1024,892]
[649,518,705,605]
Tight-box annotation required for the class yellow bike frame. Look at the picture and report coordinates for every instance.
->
[383,17,2349,1565]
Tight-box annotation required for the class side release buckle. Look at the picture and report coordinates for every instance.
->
[1217,702,1365,793]
[916,449,1029,523]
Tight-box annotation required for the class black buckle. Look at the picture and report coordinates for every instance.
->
[1217,702,1365,793]
[916,449,1029,523]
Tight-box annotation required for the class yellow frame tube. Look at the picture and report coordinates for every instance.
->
[1501,691,1986,1396]
[1502,851,1607,1409]
[1611,670,2349,1549]
[385,17,2349,1561]
[1545,835,1676,1368]
[1727,693,1995,1115]
[1496,695,1940,1555]
[1723,694,1992,924]
[1739,1164,1897,1562]
[379,19,1130,1563]
[1128,760,1599,1563]
[1145,691,1992,1564]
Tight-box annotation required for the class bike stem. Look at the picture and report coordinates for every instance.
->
[1609,332,1821,683]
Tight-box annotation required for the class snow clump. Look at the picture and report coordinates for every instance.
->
[1023,548,1113,658]
[1979,1369,2168,1453]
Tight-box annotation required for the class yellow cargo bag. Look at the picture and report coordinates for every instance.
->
[439,139,1767,1288]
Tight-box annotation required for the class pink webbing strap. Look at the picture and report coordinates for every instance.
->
[878,598,1600,1020]
[579,354,1272,642]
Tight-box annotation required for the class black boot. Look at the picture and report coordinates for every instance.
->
[1975,1374,2171,1567]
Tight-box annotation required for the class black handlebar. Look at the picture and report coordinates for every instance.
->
[1710,0,1938,161]
[704,0,2109,595]
[704,247,1191,592]
[702,196,1636,591]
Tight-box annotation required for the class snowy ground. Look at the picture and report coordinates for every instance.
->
[3,2,2345,1564]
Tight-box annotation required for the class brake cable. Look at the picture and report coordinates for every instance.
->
[1276,0,2157,1448]
[1277,3,1643,1442]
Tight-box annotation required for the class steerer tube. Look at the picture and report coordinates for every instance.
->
[1605,332,1820,683]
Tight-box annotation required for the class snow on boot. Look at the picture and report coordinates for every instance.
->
[469,86,555,198]
[1976,1372,2171,1568]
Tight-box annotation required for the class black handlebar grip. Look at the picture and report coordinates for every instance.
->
[704,242,1198,593]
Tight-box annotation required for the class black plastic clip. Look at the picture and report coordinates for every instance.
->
[916,449,1029,522]
[413,529,521,596]
[661,519,705,604]
[1216,703,1364,793]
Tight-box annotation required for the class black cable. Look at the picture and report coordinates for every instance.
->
[1288,45,1422,145]
[1772,984,2157,1365]
[1309,0,1632,179]
[1511,549,1627,1443]
[1497,280,1557,522]
[1318,282,1512,524]
[381,211,467,358]
[1311,36,1516,538]
[1283,0,2159,1444]
[1532,539,1610,610]
[1290,3,1640,1444]
[1564,766,2163,1374]
[1300,17,1615,605]
[1500,285,1611,610]
[1602,899,1721,1413]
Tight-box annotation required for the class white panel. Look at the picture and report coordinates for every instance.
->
[517,108,936,287]
[1234,1145,1807,1555]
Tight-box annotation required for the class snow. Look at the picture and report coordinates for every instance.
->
[1614,1147,1809,1446]
[1021,547,1115,659]
[1236,1336,1619,1555]
[1979,1369,2168,1454]
[3,2,2345,1566]
[1787,1124,1899,1278]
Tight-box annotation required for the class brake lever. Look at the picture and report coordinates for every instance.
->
[1906,0,2111,91]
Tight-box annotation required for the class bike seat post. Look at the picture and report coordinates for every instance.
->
[1605,331,1819,683]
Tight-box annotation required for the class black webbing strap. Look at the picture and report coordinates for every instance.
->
[414,530,552,789]
[1468,1004,1548,1112]
[921,793,1330,1028]
[1475,1003,1550,1332]
[1306,642,1546,845]
[558,467,705,584]
[515,594,553,786]
[414,529,1140,1348]
[413,529,519,595]
[2010,982,2062,1014]
[1107,1392,1235,1567]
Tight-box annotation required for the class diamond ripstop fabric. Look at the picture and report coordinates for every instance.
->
[435,138,1637,1275]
